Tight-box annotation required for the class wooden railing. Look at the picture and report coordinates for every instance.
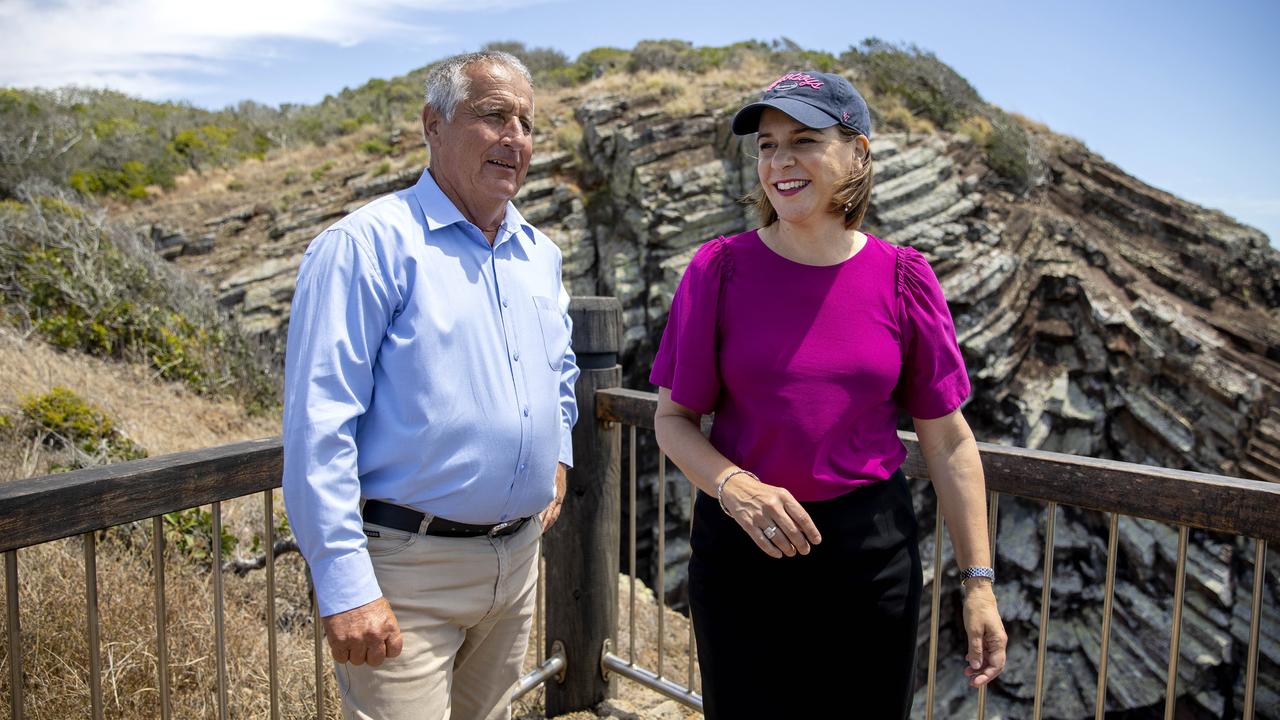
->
[594,386,1280,720]
[2,296,1276,719]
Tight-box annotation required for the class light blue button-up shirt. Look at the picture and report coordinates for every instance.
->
[282,169,579,616]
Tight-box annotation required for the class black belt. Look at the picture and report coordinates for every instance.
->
[363,499,531,538]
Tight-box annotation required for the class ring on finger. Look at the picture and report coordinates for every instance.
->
[762,524,778,539]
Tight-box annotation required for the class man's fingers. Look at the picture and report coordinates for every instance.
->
[541,501,562,531]
[330,644,350,664]
[386,630,404,659]
[365,642,387,667]
[347,644,368,666]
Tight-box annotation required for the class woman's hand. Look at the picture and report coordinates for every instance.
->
[720,472,822,558]
[961,582,1006,687]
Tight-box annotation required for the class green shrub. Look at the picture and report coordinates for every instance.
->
[544,46,632,86]
[843,39,984,131]
[374,161,392,176]
[163,507,239,561]
[19,386,146,464]
[628,39,700,73]
[984,114,1036,192]
[311,161,334,181]
[0,193,281,412]
[482,41,569,77]
[358,138,393,156]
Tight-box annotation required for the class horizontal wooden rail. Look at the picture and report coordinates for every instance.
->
[0,437,282,553]
[596,387,1280,543]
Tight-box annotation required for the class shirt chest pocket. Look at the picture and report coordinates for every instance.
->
[532,295,570,370]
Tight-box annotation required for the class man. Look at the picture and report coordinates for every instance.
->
[282,50,579,720]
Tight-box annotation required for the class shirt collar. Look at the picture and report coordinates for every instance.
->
[412,168,536,247]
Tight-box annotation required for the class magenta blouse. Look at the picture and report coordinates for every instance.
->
[649,230,970,501]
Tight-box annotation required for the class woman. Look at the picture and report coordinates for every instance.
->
[650,70,1006,718]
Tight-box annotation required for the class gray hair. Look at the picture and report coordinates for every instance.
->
[424,51,533,121]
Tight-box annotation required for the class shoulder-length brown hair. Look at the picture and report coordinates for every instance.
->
[747,126,873,230]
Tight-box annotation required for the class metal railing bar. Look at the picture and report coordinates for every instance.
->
[313,584,325,719]
[536,548,545,667]
[656,452,666,680]
[1163,525,1189,720]
[1094,512,1120,720]
[1242,538,1267,720]
[1032,501,1057,720]
[6,550,22,720]
[602,652,703,712]
[84,532,103,720]
[512,647,567,701]
[212,502,228,720]
[264,492,279,720]
[925,501,943,720]
[152,516,171,720]
[629,425,637,665]
[976,491,999,720]
[687,488,696,693]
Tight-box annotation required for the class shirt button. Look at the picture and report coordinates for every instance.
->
[523,407,530,417]
[502,298,509,308]
[519,464,527,471]
[513,352,520,361]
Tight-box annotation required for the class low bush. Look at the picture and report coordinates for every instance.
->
[843,39,984,132]
[311,161,334,181]
[18,386,145,466]
[0,192,280,412]
[358,138,393,156]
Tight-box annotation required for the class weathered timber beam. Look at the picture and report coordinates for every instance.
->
[0,438,282,553]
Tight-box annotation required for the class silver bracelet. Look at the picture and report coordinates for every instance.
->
[716,469,758,516]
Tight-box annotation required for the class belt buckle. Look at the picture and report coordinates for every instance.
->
[487,520,514,537]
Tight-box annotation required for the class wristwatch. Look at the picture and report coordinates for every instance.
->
[960,566,995,588]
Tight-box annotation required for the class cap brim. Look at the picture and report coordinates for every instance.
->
[731,98,839,135]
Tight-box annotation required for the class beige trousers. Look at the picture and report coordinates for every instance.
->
[335,518,540,720]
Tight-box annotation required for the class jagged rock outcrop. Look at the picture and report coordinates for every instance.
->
[149,86,1278,719]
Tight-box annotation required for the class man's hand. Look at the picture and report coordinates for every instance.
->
[321,597,403,667]
[539,463,568,532]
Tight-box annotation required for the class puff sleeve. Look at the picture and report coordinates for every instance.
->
[894,246,970,419]
[648,238,731,415]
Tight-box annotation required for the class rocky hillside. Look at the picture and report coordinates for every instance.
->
[108,56,1279,718]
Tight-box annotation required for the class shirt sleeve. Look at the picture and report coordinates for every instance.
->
[556,273,580,467]
[648,238,729,415]
[894,246,971,419]
[281,228,395,617]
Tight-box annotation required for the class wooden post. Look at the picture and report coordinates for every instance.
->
[545,296,622,716]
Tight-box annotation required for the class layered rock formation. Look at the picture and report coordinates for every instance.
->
[137,85,1278,719]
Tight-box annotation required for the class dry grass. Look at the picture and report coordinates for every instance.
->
[0,512,339,719]
[0,325,277,475]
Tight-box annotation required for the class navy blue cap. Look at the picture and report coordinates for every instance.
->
[732,70,871,138]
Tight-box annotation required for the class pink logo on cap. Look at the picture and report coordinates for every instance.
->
[842,111,850,121]
[767,72,824,92]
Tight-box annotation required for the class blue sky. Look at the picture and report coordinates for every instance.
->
[3,0,1277,245]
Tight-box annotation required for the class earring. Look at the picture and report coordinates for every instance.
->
[843,201,852,213]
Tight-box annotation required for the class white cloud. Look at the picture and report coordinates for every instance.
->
[0,0,540,99]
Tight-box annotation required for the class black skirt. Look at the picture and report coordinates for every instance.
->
[688,470,923,720]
